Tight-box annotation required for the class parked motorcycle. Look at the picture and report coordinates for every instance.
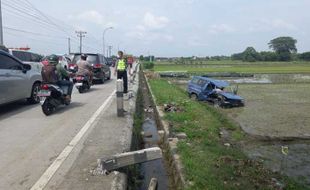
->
[73,75,91,93]
[38,84,71,116]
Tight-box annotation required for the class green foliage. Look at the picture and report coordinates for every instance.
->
[143,61,154,70]
[269,36,297,61]
[299,52,310,61]
[139,55,144,61]
[260,51,278,61]
[242,47,261,62]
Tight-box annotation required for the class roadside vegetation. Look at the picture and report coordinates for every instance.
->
[148,78,308,190]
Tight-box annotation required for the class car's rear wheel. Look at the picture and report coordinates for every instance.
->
[190,93,198,101]
[27,82,41,104]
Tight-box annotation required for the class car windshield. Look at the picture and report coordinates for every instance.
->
[72,55,98,65]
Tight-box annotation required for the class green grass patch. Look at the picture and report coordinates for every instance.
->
[149,79,308,190]
[154,60,310,74]
[154,64,310,74]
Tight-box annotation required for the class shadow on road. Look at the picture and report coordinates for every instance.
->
[52,102,85,115]
[0,101,39,120]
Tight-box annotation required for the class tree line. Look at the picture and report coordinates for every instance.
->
[232,36,310,62]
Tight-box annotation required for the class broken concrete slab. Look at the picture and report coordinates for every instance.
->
[101,147,163,172]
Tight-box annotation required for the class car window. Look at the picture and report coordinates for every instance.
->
[102,56,108,65]
[206,83,214,91]
[72,54,99,65]
[86,55,99,65]
[197,79,207,87]
[0,54,22,70]
[191,78,199,84]
[12,51,25,61]
[30,53,41,62]
[24,52,32,62]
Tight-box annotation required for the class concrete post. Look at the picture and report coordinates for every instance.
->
[116,79,124,117]
[148,178,158,190]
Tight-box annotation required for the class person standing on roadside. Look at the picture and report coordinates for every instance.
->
[114,51,132,93]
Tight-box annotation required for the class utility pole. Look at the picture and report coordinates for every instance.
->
[103,27,113,56]
[68,38,71,54]
[108,45,112,58]
[0,0,4,45]
[75,31,87,53]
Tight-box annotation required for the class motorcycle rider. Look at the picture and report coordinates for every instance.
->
[76,54,93,84]
[41,54,74,101]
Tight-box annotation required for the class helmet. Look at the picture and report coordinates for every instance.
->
[46,54,59,65]
[81,54,88,60]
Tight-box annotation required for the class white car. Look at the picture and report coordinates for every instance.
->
[8,49,43,73]
[0,51,42,105]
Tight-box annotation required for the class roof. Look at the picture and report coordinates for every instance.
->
[194,76,229,88]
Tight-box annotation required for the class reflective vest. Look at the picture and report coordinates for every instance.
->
[117,59,126,71]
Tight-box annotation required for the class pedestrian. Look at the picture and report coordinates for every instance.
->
[114,51,132,93]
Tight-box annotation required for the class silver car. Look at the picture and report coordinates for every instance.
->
[0,51,42,105]
[9,49,43,73]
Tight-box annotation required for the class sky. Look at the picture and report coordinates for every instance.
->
[2,0,310,57]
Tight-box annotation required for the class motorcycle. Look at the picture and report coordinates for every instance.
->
[38,83,71,116]
[73,75,92,93]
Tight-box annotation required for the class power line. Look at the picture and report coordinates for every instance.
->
[3,26,68,39]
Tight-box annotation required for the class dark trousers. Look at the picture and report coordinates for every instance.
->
[117,70,128,93]
[57,80,74,95]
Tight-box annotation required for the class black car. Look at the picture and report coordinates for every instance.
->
[72,53,111,83]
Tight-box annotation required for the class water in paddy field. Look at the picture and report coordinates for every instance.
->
[244,141,310,186]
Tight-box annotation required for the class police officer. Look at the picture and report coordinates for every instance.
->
[114,51,132,93]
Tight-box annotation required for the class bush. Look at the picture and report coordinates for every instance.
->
[260,51,278,61]
[143,61,154,69]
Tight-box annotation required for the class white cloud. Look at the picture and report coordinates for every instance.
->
[68,10,116,28]
[126,12,172,43]
[248,19,298,32]
[208,24,236,34]
[143,12,170,30]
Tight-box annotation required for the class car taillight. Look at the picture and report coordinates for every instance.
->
[68,63,76,67]
[41,84,49,90]
[93,63,102,68]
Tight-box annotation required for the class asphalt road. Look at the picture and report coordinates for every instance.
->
[0,78,117,190]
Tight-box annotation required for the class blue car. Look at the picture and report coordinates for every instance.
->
[187,76,244,107]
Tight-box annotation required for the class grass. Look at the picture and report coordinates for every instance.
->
[149,79,308,190]
[154,60,310,74]
[156,60,310,65]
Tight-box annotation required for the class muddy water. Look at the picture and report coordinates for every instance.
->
[244,141,310,185]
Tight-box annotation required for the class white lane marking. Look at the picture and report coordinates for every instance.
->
[30,90,116,190]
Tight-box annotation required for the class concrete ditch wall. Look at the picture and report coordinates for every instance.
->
[144,72,187,190]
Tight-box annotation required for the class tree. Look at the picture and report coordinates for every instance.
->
[242,47,261,62]
[299,52,310,61]
[139,55,144,61]
[260,51,278,61]
[268,36,297,61]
